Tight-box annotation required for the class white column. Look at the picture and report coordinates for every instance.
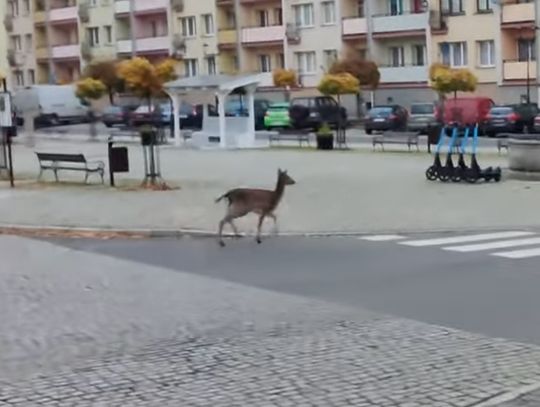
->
[217,92,227,148]
[246,88,256,148]
[536,0,540,103]
[171,93,181,146]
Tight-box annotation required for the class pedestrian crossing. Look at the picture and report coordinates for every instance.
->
[358,231,540,260]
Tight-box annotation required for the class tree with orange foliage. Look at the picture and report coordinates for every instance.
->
[272,69,297,101]
[83,60,124,104]
[117,57,177,107]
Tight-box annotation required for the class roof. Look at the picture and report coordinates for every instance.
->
[164,74,264,94]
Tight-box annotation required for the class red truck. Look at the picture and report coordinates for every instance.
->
[436,97,495,127]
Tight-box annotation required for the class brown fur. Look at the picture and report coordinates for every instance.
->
[216,169,296,247]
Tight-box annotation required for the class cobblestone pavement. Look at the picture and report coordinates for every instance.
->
[3,235,540,406]
[498,389,540,407]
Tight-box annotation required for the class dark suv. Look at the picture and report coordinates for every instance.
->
[364,105,408,134]
[289,96,347,130]
[485,103,539,137]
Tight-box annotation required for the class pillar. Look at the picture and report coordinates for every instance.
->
[171,93,181,146]
[217,92,227,148]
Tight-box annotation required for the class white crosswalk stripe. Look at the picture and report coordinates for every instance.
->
[359,230,540,260]
[359,235,405,242]
[399,231,535,247]
[443,237,540,252]
[492,247,540,259]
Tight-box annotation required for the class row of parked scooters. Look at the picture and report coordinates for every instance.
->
[425,124,502,183]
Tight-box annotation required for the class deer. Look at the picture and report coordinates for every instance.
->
[215,169,296,247]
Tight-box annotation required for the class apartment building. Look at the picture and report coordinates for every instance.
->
[2,0,540,107]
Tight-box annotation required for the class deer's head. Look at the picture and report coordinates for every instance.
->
[278,169,296,186]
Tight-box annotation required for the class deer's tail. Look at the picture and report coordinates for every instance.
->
[215,191,230,204]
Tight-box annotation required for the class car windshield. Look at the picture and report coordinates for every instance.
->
[490,107,513,115]
[411,104,434,114]
[104,106,122,114]
[369,107,393,116]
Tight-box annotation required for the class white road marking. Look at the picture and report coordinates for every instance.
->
[492,247,540,259]
[400,231,535,247]
[443,237,540,252]
[360,235,405,242]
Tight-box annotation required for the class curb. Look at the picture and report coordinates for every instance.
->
[1,223,540,240]
[471,381,540,407]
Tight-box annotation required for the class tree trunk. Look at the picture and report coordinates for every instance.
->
[108,87,115,105]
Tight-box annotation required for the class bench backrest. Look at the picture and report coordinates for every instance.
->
[383,131,419,138]
[36,152,86,163]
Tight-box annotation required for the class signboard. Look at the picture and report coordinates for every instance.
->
[0,92,12,127]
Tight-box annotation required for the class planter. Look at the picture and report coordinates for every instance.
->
[507,134,540,180]
[316,134,334,150]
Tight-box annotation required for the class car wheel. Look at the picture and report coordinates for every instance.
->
[48,115,60,126]
[366,129,372,135]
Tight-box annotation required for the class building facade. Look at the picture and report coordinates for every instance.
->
[2,0,540,108]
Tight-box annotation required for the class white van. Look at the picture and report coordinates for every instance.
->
[13,85,89,126]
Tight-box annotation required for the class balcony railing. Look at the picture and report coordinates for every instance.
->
[218,29,237,47]
[49,5,78,23]
[116,35,170,54]
[52,44,80,59]
[373,11,428,35]
[342,17,368,38]
[379,65,429,83]
[503,60,537,80]
[241,24,284,45]
[502,3,534,26]
[114,0,168,15]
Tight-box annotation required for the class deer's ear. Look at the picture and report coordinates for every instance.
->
[278,168,282,174]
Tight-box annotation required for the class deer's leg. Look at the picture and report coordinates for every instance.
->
[268,213,278,235]
[219,204,249,246]
[228,219,241,238]
[218,216,230,247]
[256,214,266,244]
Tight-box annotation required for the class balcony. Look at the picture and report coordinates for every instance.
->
[379,65,428,83]
[49,5,78,24]
[241,25,284,46]
[342,17,368,39]
[34,10,46,24]
[372,12,428,38]
[52,44,80,60]
[503,60,537,81]
[114,0,168,15]
[218,29,237,50]
[35,46,49,60]
[116,36,170,54]
[501,3,535,28]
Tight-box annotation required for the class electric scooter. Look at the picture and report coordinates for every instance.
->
[465,124,502,183]
[437,126,460,182]
[425,126,447,181]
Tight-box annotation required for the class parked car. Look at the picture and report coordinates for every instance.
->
[485,105,529,137]
[130,102,202,129]
[101,104,138,127]
[407,102,437,133]
[224,98,271,130]
[437,97,494,129]
[533,114,540,132]
[289,96,347,130]
[264,102,290,129]
[364,105,408,134]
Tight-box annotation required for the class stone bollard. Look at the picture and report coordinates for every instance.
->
[507,134,540,180]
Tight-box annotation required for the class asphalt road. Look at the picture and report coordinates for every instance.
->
[57,230,540,346]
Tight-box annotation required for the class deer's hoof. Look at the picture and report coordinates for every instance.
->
[219,240,226,247]
[256,238,262,244]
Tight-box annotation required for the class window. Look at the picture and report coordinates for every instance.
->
[11,35,21,51]
[477,40,495,67]
[104,26,112,43]
[14,71,24,86]
[440,41,467,66]
[10,0,19,17]
[441,0,464,15]
[357,0,365,17]
[295,51,316,74]
[150,21,158,37]
[24,34,32,51]
[184,59,198,77]
[89,0,97,5]
[202,14,214,35]
[181,16,196,37]
[390,46,404,67]
[477,0,492,13]
[226,10,236,29]
[27,69,35,85]
[22,0,29,14]
[358,49,367,60]
[323,49,337,68]
[389,0,403,15]
[321,1,336,25]
[294,4,314,28]
[206,56,216,75]
[87,27,99,46]
[274,8,283,25]
[518,39,536,61]
[257,10,269,27]
[277,53,285,69]
[412,44,426,66]
[258,55,271,72]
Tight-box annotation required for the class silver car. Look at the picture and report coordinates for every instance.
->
[407,103,437,133]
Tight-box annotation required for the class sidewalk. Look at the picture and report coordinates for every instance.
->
[0,135,537,235]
